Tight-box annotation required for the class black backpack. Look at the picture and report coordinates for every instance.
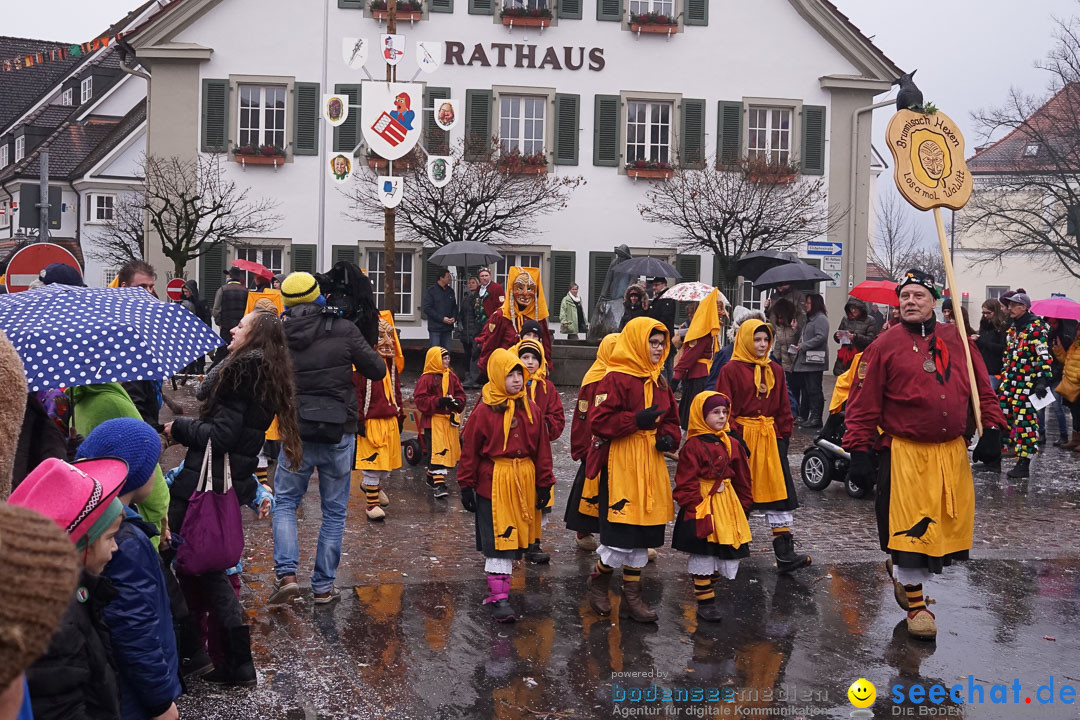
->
[315,261,379,348]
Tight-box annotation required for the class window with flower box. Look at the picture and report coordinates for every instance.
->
[747,106,793,165]
[625,100,671,166]
[238,86,287,151]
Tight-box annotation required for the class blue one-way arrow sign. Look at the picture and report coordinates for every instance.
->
[807,241,842,256]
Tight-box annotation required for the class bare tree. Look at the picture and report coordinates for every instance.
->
[638,155,842,296]
[870,194,923,281]
[910,247,946,287]
[959,10,1080,279]
[139,155,280,278]
[344,140,585,248]
[88,192,145,268]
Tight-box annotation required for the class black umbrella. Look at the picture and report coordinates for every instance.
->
[752,260,832,290]
[735,250,799,282]
[612,257,680,280]
[428,240,503,268]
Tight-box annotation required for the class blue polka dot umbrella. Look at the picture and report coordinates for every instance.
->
[0,284,223,392]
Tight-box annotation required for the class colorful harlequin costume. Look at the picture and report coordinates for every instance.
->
[477,267,552,373]
[674,289,722,428]
[413,346,467,497]
[999,311,1053,459]
[457,348,554,623]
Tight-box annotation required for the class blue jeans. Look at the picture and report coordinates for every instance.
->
[272,436,355,593]
[429,328,453,349]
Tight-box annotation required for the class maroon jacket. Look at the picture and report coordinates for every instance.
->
[413,371,467,432]
[457,398,554,499]
[715,359,794,440]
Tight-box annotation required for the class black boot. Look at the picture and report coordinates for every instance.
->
[1007,458,1030,479]
[696,597,724,623]
[524,542,550,564]
[205,626,256,687]
[176,621,213,679]
[772,532,811,574]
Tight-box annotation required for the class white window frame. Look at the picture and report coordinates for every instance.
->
[0,144,7,168]
[986,286,1009,301]
[625,99,673,165]
[234,245,284,288]
[0,200,9,229]
[503,0,549,10]
[60,88,73,106]
[629,0,674,17]
[366,249,416,317]
[85,194,116,224]
[495,252,544,288]
[498,95,547,158]
[237,85,288,151]
[1022,143,1040,158]
[747,106,794,165]
[14,136,24,163]
[103,269,118,287]
[80,77,92,104]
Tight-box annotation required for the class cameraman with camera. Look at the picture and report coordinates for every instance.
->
[269,271,385,606]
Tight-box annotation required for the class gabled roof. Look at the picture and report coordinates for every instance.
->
[0,36,80,132]
[0,112,126,184]
[968,83,1080,174]
[72,102,146,178]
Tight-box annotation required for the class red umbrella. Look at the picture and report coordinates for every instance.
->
[231,259,274,280]
[850,279,899,306]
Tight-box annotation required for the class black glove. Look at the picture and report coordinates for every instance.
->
[655,434,677,453]
[635,405,663,430]
[535,485,552,509]
[848,450,875,491]
[357,421,366,438]
[972,427,1002,465]
[398,416,405,433]
[437,396,454,410]
[451,398,465,412]
[460,487,477,513]
[777,437,790,456]
[1032,380,1050,400]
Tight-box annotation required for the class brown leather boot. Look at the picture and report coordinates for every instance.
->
[1064,432,1080,450]
[619,580,658,623]
[587,571,612,616]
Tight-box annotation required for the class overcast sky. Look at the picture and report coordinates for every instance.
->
[4,0,1078,241]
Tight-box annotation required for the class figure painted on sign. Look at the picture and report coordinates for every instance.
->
[917,140,945,184]
[437,102,455,130]
[909,129,952,190]
[331,154,352,181]
[391,93,415,131]
[431,158,447,182]
[383,35,403,63]
[327,96,344,123]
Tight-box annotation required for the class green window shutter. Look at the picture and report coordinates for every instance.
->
[593,94,620,167]
[716,101,743,167]
[548,251,576,321]
[291,244,316,273]
[331,245,359,267]
[589,251,615,317]
[464,89,492,161]
[676,254,700,284]
[680,98,706,169]
[685,0,707,25]
[333,84,363,155]
[801,104,826,175]
[293,82,320,155]
[559,0,582,19]
[199,242,226,301]
[553,93,580,166]
[200,79,229,153]
[430,0,454,11]
[338,0,364,7]
[596,0,622,21]
[468,0,493,14]
[424,86,452,155]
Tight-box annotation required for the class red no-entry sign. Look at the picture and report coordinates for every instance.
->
[4,243,82,293]
[166,277,186,301]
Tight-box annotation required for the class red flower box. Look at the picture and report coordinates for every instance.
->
[627,167,673,180]
[372,9,422,20]
[629,22,676,34]
[501,15,551,27]
[502,164,547,175]
[234,154,283,166]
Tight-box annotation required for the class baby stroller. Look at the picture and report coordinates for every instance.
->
[799,409,873,499]
[401,409,429,466]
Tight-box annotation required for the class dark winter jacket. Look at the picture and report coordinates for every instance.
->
[180,280,212,327]
[27,570,121,720]
[120,381,162,431]
[619,283,650,330]
[213,280,249,336]
[835,298,879,351]
[283,303,386,437]
[976,319,1007,376]
[422,282,458,332]
[103,509,181,720]
[648,290,678,335]
[13,392,67,489]
[168,351,275,531]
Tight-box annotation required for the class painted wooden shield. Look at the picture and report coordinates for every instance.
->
[360,81,423,160]
[342,37,368,70]
[427,156,453,188]
[378,176,404,208]
[323,94,349,127]
[415,40,443,73]
[380,34,406,67]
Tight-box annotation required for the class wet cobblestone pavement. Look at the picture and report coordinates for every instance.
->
[163,379,1080,720]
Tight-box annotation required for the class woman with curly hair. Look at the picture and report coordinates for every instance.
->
[164,310,302,687]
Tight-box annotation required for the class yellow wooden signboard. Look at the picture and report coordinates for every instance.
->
[885,108,973,211]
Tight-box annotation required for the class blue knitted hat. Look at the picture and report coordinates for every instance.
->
[76,418,161,496]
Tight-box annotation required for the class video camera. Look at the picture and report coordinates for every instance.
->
[315,261,380,348]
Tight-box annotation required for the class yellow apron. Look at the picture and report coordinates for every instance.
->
[430,414,461,468]
[354,416,402,471]
[578,472,601,517]
[887,436,973,557]
[694,478,752,548]
[737,416,787,505]
[491,457,536,551]
[606,429,674,527]
[265,415,280,442]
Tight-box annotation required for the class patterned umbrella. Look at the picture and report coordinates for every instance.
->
[0,284,222,392]
[663,282,730,305]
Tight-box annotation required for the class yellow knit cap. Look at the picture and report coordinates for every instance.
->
[281,272,321,307]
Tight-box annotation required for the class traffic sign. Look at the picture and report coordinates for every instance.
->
[4,243,81,293]
[166,277,186,301]
[807,241,843,256]
[828,271,842,288]
[821,256,842,272]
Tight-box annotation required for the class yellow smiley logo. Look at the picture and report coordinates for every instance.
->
[848,678,876,709]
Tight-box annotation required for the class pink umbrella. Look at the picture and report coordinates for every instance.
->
[1031,297,1080,321]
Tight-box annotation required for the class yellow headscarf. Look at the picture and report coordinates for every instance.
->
[687,390,732,454]
[683,288,722,356]
[580,333,619,388]
[423,345,452,396]
[501,266,549,331]
[514,338,548,402]
[380,310,405,374]
[606,317,669,408]
[731,319,775,397]
[481,348,533,450]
